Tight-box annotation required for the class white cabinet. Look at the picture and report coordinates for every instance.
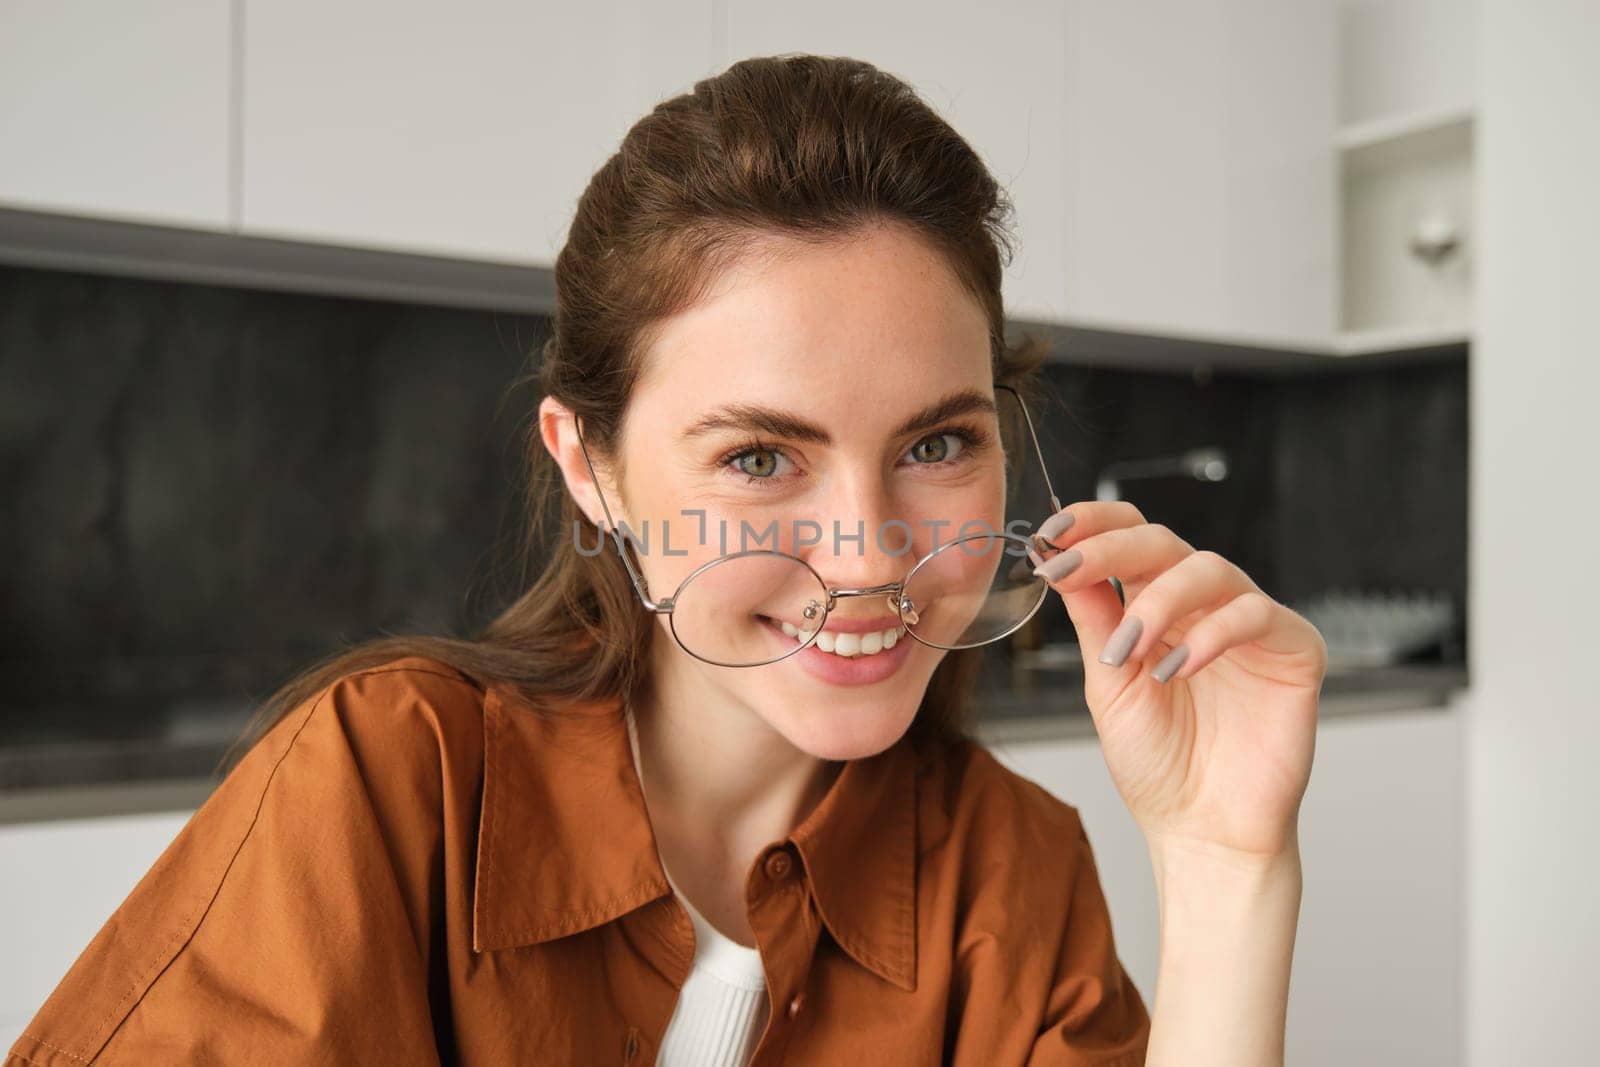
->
[1060,0,1339,350]
[723,1,1339,341]
[987,702,1461,1066]
[1287,704,1462,1066]
[723,0,1071,325]
[2,2,1351,351]
[1338,0,1476,126]
[237,0,719,265]
[0,0,232,230]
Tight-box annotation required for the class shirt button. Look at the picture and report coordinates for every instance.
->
[763,847,794,881]
[788,991,806,1018]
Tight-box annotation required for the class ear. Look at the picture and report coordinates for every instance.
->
[538,395,619,532]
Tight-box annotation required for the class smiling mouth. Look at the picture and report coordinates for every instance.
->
[760,616,906,658]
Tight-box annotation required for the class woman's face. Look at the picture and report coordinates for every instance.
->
[602,222,1005,760]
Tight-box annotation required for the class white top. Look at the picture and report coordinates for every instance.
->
[626,708,770,1066]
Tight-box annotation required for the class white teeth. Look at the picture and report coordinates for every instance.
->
[786,622,905,658]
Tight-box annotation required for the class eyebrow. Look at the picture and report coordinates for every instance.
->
[678,388,999,446]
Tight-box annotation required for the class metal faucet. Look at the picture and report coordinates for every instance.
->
[1091,447,1229,604]
[1095,447,1230,502]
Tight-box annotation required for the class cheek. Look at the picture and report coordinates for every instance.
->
[617,469,769,576]
[896,475,1007,548]
[610,485,719,598]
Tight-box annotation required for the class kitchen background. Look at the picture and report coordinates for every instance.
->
[2,0,1594,1064]
[0,261,1469,789]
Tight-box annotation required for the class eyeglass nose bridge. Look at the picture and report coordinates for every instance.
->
[817,581,921,627]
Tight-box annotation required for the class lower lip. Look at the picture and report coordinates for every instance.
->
[760,617,915,686]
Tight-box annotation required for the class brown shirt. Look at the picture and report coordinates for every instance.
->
[6,656,1150,1066]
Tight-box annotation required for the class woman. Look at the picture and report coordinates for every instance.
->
[7,55,1324,1067]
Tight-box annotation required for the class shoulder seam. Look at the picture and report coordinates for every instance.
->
[30,661,483,1060]
[344,660,486,693]
[80,671,371,1057]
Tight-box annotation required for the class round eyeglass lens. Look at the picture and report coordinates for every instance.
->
[667,551,831,667]
[898,531,1048,649]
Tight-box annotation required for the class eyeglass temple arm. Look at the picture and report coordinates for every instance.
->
[571,415,672,613]
[995,383,1063,516]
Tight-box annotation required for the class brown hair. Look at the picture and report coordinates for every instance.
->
[216,52,1048,778]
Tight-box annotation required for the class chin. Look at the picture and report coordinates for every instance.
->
[768,701,921,761]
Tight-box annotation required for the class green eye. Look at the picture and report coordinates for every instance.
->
[736,449,780,477]
[910,434,955,464]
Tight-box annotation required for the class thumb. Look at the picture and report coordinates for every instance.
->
[1030,541,1130,663]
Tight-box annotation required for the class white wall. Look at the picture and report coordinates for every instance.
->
[1467,2,1600,1063]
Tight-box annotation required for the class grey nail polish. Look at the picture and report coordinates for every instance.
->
[1151,644,1190,683]
[1036,509,1077,545]
[1032,548,1083,584]
[1098,615,1143,667]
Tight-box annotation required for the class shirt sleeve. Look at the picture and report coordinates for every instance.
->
[4,667,462,1067]
[1025,812,1152,1067]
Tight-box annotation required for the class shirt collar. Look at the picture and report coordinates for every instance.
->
[472,679,924,991]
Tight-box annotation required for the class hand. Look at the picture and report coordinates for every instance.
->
[1027,502,1327,862]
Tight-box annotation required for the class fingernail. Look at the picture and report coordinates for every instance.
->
[1098,615,1143,667]
[1036,509,1076,545]
[1032,548,1083,584]
[1151,644,1189,683]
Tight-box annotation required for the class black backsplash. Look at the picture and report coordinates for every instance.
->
[0,264,1468,743]
[0,265,540,738]
[1017,354,1469,650]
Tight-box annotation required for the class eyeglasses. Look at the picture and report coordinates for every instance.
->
[574,383,1064,668]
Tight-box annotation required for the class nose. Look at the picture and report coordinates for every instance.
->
[805,467,910,600]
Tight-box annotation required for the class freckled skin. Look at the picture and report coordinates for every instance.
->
[598,221,1002,762]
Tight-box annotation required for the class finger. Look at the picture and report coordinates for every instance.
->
[1031,522,1195,671]
[1158,591,1331,684]
[1094,549,1260,671]
[1027,510,1182,610]
[1031,522,1194,592]
[1145,589,1312,684]
[1027,501,1149,559]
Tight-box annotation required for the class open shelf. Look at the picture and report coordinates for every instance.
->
[1338,104,1475,349]
[1341,107,1474,181]
[1337,103,1475,155]
[1333,322,1471,357]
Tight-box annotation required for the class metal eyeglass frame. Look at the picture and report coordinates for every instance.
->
[573,382,1067,667]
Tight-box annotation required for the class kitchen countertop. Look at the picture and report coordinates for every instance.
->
[974,662,1468,744]
[0,663,1469,824]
